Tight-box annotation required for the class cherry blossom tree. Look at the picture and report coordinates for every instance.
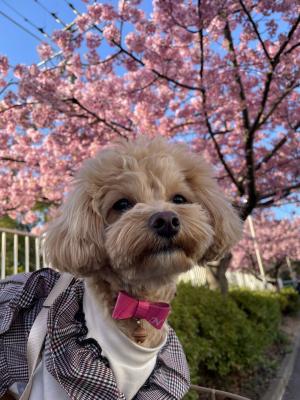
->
[0,0,299,282]
[233,211,300,275]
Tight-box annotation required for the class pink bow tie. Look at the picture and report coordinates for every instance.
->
[112,291,170,329]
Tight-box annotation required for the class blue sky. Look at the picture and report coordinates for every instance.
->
[0,0,152,65]
[0,0,298,219]
[0,0,88,65]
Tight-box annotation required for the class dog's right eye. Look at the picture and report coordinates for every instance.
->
[112,198,134,212]
[172,194,188,204]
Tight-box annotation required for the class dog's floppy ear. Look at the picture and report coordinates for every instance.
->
[195,184,242,263]
[182,154,243,263]
[44,183,107,276]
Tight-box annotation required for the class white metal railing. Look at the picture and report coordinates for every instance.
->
[0,227,45,280]
[179,265,275,291]
[226,270,274,291]
[179,265,208,285]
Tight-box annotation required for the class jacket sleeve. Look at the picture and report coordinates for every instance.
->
[0,270,58,397]
[0,274,32,396]
[0,273,31,333]
[134,327,190,400]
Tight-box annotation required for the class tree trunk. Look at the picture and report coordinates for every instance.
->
[205,206,247,295]
[206,253,232,295]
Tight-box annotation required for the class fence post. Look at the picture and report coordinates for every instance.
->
[35,237,40,270]
[13,234,18,275]
[25,236,30,273]
[0,228,45,278]
[1,232,6,279]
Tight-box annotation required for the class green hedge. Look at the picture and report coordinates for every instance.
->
[169,284,287,398]
[275,287,300,315]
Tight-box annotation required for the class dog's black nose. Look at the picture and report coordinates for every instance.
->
[149,211,180,238]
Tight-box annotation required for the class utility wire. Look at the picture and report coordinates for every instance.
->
[63,0,81,16]
[33,0,67,27]
[0,9,44,42]
[0,0,91,69]
[63,0,104,39]
[33,0,78,68]
[0,0,52,40]
[0,1,78,69]
[37,50,63,67]
[32,0,77,33]
[63,0,102,34]
[0,1,65,68]
[37,18,79,67]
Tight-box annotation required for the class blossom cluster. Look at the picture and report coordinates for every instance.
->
[0,0,299,266]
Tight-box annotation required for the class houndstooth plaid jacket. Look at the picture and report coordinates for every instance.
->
[0,268,190,399]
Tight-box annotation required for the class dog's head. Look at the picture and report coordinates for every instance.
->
[45,138,242,286]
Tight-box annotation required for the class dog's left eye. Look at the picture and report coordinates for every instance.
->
[113,198,134,212]
[172,194,188,204]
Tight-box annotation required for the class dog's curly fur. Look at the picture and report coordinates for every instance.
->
[44,137,242,347]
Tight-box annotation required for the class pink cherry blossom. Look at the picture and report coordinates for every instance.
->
[0,0,298,270]
[37,43,53,61]
[232,212,300,271]
[0,56,8,78]
[103,24,120,43]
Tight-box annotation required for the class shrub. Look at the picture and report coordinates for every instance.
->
[229,289,281,347]
[169,284,282,399]
[276,287,300,315]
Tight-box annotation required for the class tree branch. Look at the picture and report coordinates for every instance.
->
[257,182,300,207]
[66,97,130,138]
[197,14,244,195]
[258,81,300,128]
[0,156,26,163]
[284,41,300,55]
[0,80,18,97]
[232,12,300,212]
[250,15,300,134]
[224,19,251,132]
[272,14,300,66]
[0,101,39,114]
[167,0,199,34]
[224,18,253,203]
[89,17,202,92]
[239,0,271,63]
[257,156,300,175]
[255,136,287,171]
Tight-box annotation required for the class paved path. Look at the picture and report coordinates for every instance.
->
[282,345,300,400]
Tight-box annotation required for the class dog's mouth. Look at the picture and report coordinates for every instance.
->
[130,241,194,281]
[155,244,182,254]
[145,243,185,257]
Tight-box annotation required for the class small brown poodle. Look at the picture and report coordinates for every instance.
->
[0,137,242,400]
[45,137,241,347]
